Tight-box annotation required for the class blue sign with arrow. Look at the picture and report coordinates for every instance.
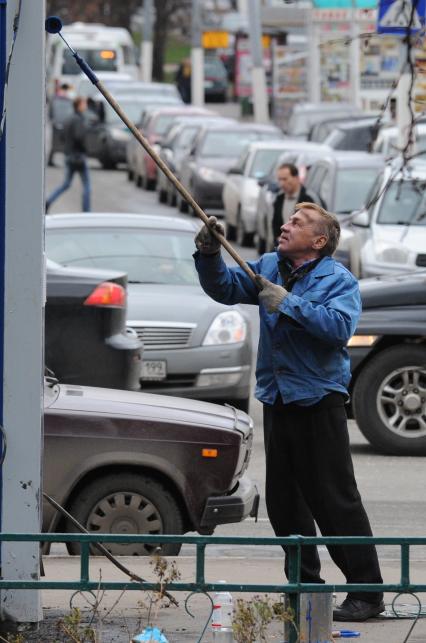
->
[378,0,426,34]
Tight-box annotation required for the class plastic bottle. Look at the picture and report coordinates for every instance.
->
[211,580,234,642]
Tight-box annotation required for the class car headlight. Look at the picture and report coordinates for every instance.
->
[110,127,130,142]
[203,310,247,345]
[347,335,378,347]
[373,241,411,264]
[198,166,226,183]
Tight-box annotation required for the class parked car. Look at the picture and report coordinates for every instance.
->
[321,117,380,152]
[349,157,426,277]
[45,259,142,390]
[372,122,426,156]
[285,102,362,139]
[223,140,326,248]
[74,71,134,98]
[134,106,215,189]
[348,271,426,456]
[47,95,74,165]
[308,113,382,143]
[253,143,332,254]
[178,122,283,213]
[156,116,234,206]
[204,55,228,102]
[126,97,191,181]
[43,378,259,555]
[84,94,164,169]
[76,74,182,102]
[44,214,253,412]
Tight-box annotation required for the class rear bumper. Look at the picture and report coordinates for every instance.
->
[200,475,259,527]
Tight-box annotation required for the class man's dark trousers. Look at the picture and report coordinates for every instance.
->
[264,393,383,603]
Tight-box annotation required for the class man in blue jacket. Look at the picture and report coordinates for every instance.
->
[194,202,384,622]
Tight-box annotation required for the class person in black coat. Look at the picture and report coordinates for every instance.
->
[271,163,315,246]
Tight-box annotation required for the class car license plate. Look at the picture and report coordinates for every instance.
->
[141,360,167,381]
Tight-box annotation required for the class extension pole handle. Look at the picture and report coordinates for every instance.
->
[94,82,258,283]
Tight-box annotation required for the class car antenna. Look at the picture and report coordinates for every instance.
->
[45,17,258,285]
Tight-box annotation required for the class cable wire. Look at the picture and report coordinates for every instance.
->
[0,0,23,142]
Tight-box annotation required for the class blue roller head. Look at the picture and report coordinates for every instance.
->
[45,16,63,34]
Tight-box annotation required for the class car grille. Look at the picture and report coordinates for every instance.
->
[416,254,426,267]
[128,322,195,349]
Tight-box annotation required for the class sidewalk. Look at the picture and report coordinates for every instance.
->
[17,555,426,641]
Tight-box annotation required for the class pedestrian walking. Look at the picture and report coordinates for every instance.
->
[193,202,384,622]
[175,58,192,104]
[271,163,315,245]
[46,96,91,213]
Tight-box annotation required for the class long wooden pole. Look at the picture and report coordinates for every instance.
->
[95,82,258,282]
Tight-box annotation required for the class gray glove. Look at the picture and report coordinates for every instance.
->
[194,216,225,255]
[255,275,288,313]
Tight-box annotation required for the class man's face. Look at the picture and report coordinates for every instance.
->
[277,167,300,196]
[278,208,326,259]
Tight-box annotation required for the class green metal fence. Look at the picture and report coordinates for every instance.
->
[1,533,426,642]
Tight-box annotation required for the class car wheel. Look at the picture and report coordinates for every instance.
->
[178,195,189,213]
[227,223,237,241]
[101,158,116,170]
[136,174,143,188]
[353,345,426,455]
[158,188,167,203]
[127,169,134,181]
[167,189,177,207]
[236,211,254,248]
[65,473,184,556]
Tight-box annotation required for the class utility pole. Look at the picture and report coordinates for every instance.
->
[191,0,204,106]
[140,0,153,82]
[349,3,361,107]
[1,0,44,624]
[397,42,415,153]
[307,10,321,103]
[247,0,269,123]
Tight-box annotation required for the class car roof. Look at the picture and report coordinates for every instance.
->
[386,156,426,178]
[45,213,201,232]
[378,123,426,138]
[318,151,385,168]
[292,102,360,114]
[246,140,330,152]
[332,117,379,131]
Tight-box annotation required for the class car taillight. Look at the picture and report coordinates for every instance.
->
[83,282,126,308]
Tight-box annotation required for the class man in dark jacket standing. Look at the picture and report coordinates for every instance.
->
[46,96,91,213]
[193,203,384,622]
[271,163,314,244]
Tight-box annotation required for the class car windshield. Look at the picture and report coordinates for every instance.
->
[249,149,285,179]
[105,100,145,125]
[334,168,381,213]
[153,114,180,135]
[386,133,426,154]
[199,130,260,157]
[205,59,227,79]
[376,180,426,225]
[45,228,199,285]
[62,48,118,75]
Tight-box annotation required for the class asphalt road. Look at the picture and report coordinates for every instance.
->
[45,159,426,566]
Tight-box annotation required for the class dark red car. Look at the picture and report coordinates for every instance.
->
[43,380,259,555]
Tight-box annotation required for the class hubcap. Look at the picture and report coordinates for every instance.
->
[86,491,163,555]
[377,366,426,439]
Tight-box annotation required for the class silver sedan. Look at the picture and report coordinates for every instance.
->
[44,213,253,412]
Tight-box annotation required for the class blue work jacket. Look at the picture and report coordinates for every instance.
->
[194,250,361,406]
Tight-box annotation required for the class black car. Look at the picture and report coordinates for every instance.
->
[348,272,426,456]
[47,96,74,166]
[46,259,142,390]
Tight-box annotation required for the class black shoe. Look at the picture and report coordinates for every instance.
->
[333,598,385,622]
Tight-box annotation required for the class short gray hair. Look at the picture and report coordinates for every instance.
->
[295,202,340,256]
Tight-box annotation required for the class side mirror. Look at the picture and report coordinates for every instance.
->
[351,210,369,227]
[228,167,242,175]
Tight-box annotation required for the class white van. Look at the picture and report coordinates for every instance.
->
[46,22,138,98]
